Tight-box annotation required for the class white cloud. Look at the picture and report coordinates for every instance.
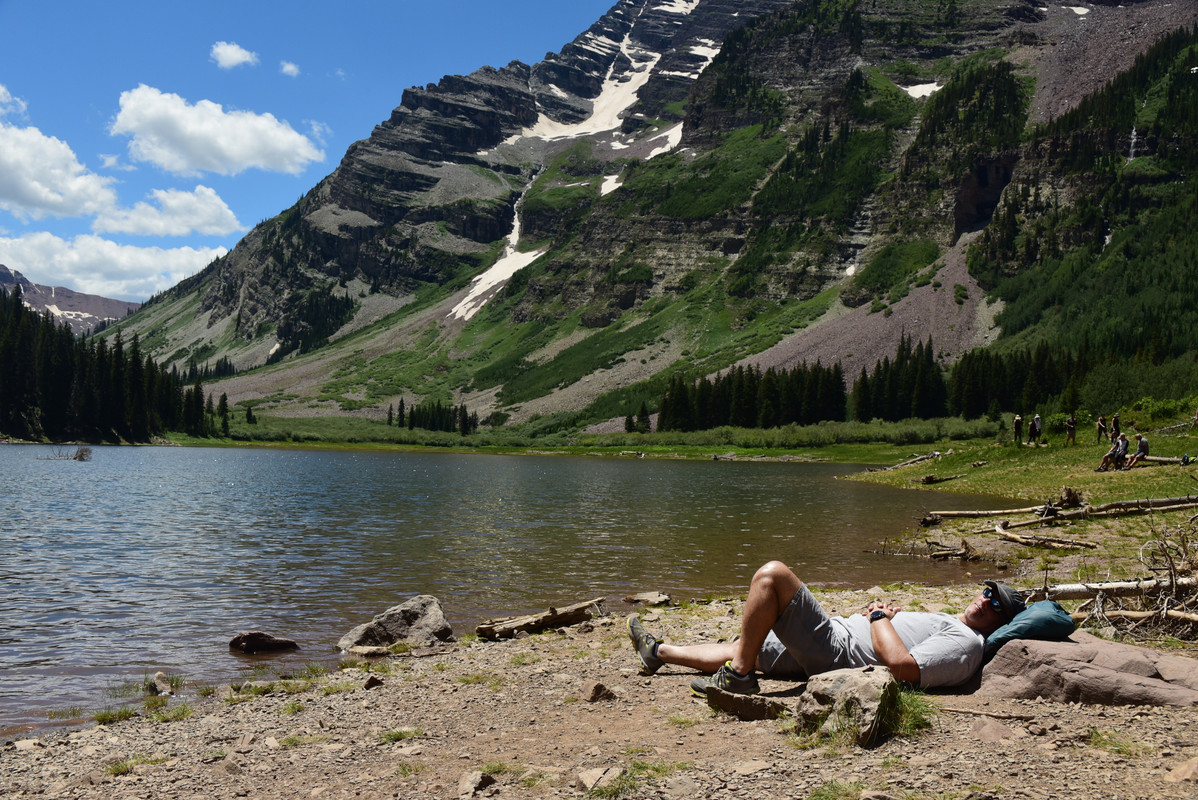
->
[93,185,242,236]
[210,41,259,69]
[0,120,118,220]
[280,61,301,77]
[110,85,325,176]
[0,83,29,118]
[0,231,226,300]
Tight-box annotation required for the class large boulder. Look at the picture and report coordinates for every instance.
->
[978,630,1198,706]
[338,595,454,651]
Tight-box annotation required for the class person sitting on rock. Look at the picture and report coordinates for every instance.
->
[627,561,1024,695]
[1096,433,1129,471]
[1123,433,1149,469]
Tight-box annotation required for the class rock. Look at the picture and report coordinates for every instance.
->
[228,631,300,655]
[458,770,496,797]
[623,591,671,606]
[585,682,616,702]
[338,595,454,651]
[970,717,1022,742]
[702,686,788,721]
[363,675,384,690]
[14,739,44,751]
[151,671,173,695]
[979,631,1198,706]
[1164,756,1198,783]
[576,767,623,790]
[794,666,900,748]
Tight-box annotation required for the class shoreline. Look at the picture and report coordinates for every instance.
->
[5,587,1197,799]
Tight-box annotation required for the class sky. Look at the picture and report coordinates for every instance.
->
[0,0,616,301]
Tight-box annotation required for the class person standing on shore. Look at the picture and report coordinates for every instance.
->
[1065,413,1077,445]
[1096,414,1107,444]
[1013,414,1023,446]
[628,561,1024,694]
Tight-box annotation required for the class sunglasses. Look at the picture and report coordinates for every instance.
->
[983,586,1004,613]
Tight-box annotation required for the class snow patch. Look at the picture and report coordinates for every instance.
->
[524,32,663,141]
[1067,6,1089,15]
[601,175,624,196]
[903,82,942,98]
[655,0,700,15]
[448,210,546,322]
[647,123,684,159]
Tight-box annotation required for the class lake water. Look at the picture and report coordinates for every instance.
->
[1,445,1008,732]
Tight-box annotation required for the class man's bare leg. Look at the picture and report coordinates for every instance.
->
[727,560,801,675]
[653,560,801,675]
[654,641,737,673]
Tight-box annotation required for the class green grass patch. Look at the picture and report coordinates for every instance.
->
[94,706,136,725]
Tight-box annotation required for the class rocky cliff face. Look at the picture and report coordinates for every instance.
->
[0,265,139,335]
[188,0,796,349]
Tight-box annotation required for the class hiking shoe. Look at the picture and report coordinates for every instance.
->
[689,662,760,697]
[627,615,664,676]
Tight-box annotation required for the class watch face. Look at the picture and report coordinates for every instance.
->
[870,610,887,622]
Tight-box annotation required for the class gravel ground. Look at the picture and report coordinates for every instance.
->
[5,585,1197,800]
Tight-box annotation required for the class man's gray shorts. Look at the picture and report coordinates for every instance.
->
[756,585,850,679]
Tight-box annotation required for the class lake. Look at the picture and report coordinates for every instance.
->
[1,444,1008,732]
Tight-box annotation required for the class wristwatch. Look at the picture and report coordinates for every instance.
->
[869,609,888,623]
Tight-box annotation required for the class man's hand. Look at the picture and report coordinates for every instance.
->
[865,601,921,684]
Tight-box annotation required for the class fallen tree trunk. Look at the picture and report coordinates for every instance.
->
[876,452,948,471]
[1070,609,1198,625]
[1027,576,1198,602]
[927,505,1048,519]
[475,598,606,640]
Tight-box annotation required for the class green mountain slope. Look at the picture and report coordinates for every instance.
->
[104,0,1198,433]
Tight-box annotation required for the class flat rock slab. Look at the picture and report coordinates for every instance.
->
[979,630,1198,706]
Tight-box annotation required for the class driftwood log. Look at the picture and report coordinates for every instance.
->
[913,474,964,485]
[475,598,605,640]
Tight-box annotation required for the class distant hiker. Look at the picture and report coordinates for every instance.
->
[1096,414,1107,444]
[1065,413,1077,445]
[1111,413,1121,443]
[1027,414,1042,445]
[1096,433,1129,471]
[628,561,1024,694]
[1013,414,1023,446]
[1124,434,1150,470]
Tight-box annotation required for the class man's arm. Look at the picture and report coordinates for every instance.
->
[865,602,920,683]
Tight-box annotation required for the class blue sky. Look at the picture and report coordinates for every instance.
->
[0,0,615,301]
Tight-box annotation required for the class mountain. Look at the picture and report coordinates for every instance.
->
[0,265,140,335]
[108,0,1198,430]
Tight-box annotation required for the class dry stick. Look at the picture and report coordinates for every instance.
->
[939,707,1036,722]
[990,524,1097,550]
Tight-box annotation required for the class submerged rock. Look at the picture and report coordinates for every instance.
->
[228,631,300,655]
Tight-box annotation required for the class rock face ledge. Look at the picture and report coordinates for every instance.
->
[337,595,454,651]
[979,631,1198,706]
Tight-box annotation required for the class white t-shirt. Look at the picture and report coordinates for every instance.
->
[834,612,985,688]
